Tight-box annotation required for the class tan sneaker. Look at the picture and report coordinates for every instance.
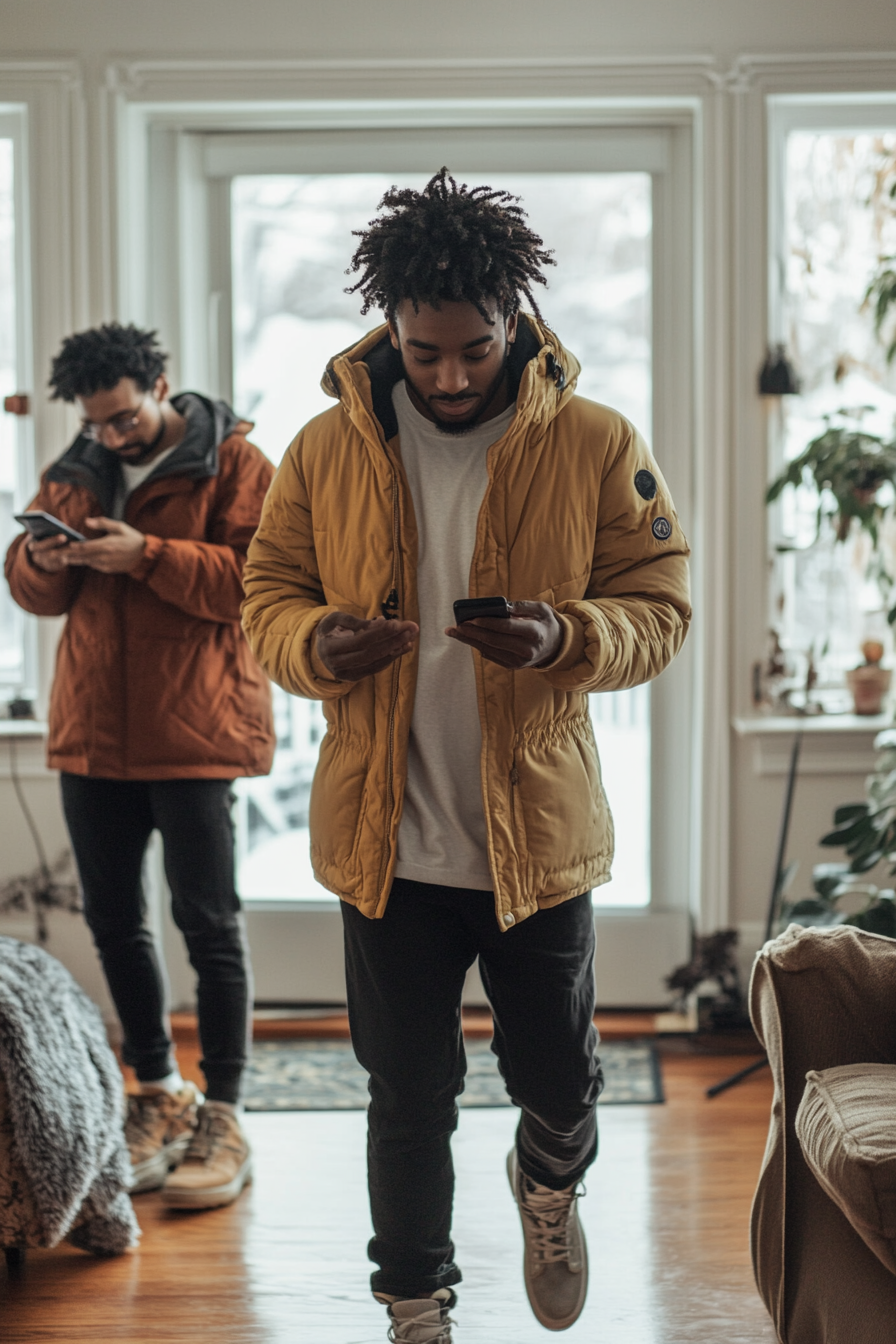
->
[387,1296,455,1342]
[160,1102,252,1209]
[507,1147,588,1331]
[125,1082,203,1193]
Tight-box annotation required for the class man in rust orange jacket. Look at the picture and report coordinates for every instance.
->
[5,322,274,1211]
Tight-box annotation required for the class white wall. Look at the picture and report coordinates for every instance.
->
[2,0,894,62]
[2,0,896,1008]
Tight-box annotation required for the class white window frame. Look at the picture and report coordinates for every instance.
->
[116,92,702,1007]
[0,62,86,729]
[0,106,36,700]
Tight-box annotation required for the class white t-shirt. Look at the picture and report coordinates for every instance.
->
[392,379,517,890]
[112,444,179,520]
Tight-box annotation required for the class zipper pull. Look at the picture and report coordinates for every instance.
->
[381,588,400,620]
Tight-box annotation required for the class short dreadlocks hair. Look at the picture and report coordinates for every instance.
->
[346,168,555,324]
[48,323,168,402]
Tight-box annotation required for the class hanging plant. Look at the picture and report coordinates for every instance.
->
[864,144,896,365]
[766,419,896,546]
[766,416,896,633]
[866,258,896,366]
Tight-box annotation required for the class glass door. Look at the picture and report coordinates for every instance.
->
[142,116,695,1003]
[228,170,653,910]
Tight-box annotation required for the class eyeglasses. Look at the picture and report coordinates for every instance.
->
[81,394,149,442]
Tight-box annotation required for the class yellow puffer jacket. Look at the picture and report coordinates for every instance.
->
[242,317,691,930]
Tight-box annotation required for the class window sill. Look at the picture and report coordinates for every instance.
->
[733,713,891,736]
[0,720,48,738]
[733,713,889,775]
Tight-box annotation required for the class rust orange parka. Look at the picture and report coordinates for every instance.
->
[5,394,275,781]
[242,319,691,930]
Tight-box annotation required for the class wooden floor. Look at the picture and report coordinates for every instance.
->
[1,1044,777,1344]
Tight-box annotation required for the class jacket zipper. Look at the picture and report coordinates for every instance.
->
[509,762,520,834]
[377,456,404,903]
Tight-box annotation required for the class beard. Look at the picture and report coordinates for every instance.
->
[108,415,167,464]
[402,351,511,436]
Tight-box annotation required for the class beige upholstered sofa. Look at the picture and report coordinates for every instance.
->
[750,924,896,1344]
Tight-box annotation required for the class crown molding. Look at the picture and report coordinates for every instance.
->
[723,51,896,95]
[104,54,722,104]
[0,59,83,97]
[102,51,896,105]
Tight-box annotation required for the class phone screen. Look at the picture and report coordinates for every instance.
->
[453,596,512,624]
[14,511,86,543]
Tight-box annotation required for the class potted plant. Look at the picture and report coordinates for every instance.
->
[782,727,896,939]
[846,638,892,715]
[0,851,81,945]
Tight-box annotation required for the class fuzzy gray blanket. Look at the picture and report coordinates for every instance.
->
[0,936,139,1255]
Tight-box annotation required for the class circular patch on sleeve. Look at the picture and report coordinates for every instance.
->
[634,469,658,500]
[652,516,672,541]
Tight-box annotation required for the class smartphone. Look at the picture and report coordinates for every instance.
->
[14,511,86,543]
[453,596,512,624]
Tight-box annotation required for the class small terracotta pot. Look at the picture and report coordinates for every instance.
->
[846,665,892,715]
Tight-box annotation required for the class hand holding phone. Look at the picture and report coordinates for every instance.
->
[452,596,512,625]
[15,511,86,543]
[15,511,85,574]
[447,597,564,670]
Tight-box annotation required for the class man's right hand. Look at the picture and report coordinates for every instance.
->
[316,611,419,682]
[26,535,70,573]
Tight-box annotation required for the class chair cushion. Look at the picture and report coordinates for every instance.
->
[796,1062,896,1277]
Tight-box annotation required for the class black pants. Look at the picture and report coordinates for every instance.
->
[341,878,602,1301]
[61,774,251,1105]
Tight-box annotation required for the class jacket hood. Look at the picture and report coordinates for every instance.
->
[321,314,581,446]
[46,392,251,516]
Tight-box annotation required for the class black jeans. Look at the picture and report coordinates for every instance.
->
[61,774,251,1105]
[341,878,602,1301]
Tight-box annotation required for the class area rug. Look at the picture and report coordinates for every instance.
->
[242,1039,664,1111]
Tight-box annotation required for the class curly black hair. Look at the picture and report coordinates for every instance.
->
[48,323,168,402]
[346,168,555,323]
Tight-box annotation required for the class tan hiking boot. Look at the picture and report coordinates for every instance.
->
[125,1082,203,1193]
[160,1102,252,1209]
[507,1148,588,1331]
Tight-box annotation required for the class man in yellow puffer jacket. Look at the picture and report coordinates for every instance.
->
[242,169,690,1340]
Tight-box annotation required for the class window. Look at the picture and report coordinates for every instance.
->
[229,170,653,907]
[0,126,26,696]
[769,103,896,699]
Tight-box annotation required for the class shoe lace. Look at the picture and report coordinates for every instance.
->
[124,1092,165,1146]
[387,1311,454,1343]
[183,1109,233,1163]
[520,1179,586,1268]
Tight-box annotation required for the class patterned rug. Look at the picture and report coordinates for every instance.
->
[243,1038,664,1111]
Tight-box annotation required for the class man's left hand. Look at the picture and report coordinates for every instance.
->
[446,600,564,670]
[63,517,146,574]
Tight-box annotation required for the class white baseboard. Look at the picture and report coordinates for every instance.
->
[241,904,692,1010]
